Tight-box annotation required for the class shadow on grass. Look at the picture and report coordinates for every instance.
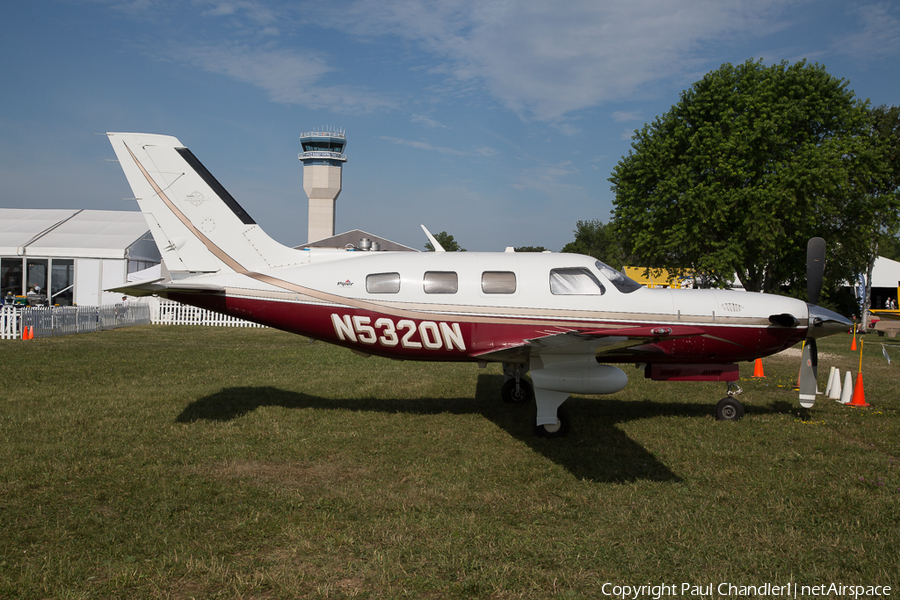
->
[175,375,791,484]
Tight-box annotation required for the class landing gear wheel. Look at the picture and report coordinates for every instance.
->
[534,406,571,438]
[501,378,533,404]
[715,397,745,421]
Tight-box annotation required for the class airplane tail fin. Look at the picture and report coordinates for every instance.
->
[107,132,300,276]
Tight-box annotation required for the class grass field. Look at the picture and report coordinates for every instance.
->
[1,326,898,599]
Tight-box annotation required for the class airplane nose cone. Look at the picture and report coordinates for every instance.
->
[807,304,852,339]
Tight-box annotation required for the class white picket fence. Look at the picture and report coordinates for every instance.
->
[1,299,264,340]
[1,303,151,339]
[152,299,265,328]
[1,306,21,340]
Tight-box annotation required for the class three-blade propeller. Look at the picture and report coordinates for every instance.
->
[799,237,826,408]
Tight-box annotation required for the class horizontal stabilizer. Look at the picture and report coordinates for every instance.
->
[107,278,224,298]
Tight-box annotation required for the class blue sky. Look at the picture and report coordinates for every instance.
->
[2,1,899,251]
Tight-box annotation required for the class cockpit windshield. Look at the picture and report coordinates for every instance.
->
[595,261,642,293]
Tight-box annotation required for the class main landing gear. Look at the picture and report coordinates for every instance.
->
[534,406,571,438]
[501,377,533,404]
[501,363,533,404]
[502,362,570,438]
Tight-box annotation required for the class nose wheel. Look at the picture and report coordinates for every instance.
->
[715,396,745,421]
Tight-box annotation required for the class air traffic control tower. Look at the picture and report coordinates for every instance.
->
[299,129,347,243]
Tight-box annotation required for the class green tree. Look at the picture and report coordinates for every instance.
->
[560,219,624,269]
[879,234,900,262]
[857,105,900,325]
[610,59,880,296]
[424,231,466,252]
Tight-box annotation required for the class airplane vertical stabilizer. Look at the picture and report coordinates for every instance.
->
[107,132,302,275]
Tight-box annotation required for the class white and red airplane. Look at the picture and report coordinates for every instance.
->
[107,132,850,437]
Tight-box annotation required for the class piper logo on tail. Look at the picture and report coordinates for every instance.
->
[331,313,466,351]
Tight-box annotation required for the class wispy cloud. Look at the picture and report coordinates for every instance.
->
[510,161,581,194]
[612,111,643,122]
[834,3,900,61]
[380,136,497,158]
[318,0,800,122]
[411,113,450,129]
[162,42,396,112]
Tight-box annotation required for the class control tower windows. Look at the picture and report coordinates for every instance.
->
[302,141,345,153]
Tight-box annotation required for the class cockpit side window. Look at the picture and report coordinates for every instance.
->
[549,268,605,295]
[594,261,642,293]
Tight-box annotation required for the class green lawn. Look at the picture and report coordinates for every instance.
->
[1,326,897,599]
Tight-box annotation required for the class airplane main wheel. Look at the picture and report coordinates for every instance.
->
[715,397,745,421]
[534,406,571,438]
[501,378,533,404]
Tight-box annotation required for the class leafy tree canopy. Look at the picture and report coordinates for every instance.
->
[855,104,900,322]
[560,219,625,269]
[424,231,466,252]
[610,59,885,295]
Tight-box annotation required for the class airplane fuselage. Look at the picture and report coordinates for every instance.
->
[166,249,810,365]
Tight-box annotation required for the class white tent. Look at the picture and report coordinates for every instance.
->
[1,208,160,306]
[871,256,900,289]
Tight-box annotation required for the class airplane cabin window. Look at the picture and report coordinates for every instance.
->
[549,268,605,295]
[424,271,458,294]
[481,271,517,294]
[595,261,642,293]
[366,272,401,294]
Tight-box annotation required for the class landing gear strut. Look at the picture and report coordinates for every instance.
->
[501,362,533,404]
[501,378,533,404]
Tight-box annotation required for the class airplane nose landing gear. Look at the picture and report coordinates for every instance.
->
[715,396,745,421]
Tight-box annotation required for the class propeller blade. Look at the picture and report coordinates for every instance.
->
[799,339,818,408]
[807,237,825,305]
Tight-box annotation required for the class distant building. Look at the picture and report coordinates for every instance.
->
[295,229,418,252]
[624,266,694,289]
[0,208,159,306]
[867,256,900,309]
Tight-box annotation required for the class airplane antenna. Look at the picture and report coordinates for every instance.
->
[420,225,445,252]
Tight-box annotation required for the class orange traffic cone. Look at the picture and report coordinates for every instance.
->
[848,372,869,407]
[29,326,35,339]
[752,358,765,377]
[21,326,27,340]
[850,324,857,351]
[849,337,869,407]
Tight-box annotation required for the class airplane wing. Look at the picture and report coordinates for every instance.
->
[471,325,706,362]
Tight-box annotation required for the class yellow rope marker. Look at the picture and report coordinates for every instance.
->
[859,337,864,374]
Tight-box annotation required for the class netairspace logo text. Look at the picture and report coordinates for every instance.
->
[601,582,892,599]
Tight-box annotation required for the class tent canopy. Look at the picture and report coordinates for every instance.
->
[0,208,153,259]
